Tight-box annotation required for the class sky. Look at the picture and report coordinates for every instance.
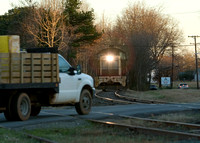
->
[0,0,200,47]
[85,0,200,46]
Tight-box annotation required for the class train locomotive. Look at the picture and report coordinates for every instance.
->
[94,47,127,88]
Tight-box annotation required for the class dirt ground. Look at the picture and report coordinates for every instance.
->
[122,89,200,103]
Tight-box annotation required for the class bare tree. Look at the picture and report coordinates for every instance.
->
[23,0,66,48]
[113,2,183,90]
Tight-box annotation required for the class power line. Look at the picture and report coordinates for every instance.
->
[169,10,200,15]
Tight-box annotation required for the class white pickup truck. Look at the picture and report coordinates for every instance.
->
[0,52,95,121]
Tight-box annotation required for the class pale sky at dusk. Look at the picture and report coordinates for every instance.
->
[1,0,200,46]
[85,0,200,46]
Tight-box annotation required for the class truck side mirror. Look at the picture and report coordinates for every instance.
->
[76,65,81,75]
[67,67,76,75]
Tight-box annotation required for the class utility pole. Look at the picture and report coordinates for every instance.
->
[188,35,200,89]
[169,43,179,89]
[171,45,175,89]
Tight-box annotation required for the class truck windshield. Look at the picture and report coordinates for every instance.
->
[59,56,71,73]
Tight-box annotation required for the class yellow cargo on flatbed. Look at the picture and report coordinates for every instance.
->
[0,36,9,53]
[0,35,20,53]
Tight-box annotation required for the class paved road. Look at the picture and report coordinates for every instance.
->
[0,103,200,129]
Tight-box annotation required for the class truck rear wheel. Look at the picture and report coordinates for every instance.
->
[13,92,31,121]
[75,89,92,115]
[4,95,15,121]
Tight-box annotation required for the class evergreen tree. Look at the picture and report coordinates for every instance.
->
[0,7,35,49]
[63,0,101,61]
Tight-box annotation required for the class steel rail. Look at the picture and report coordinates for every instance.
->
[88,119,200,140]
[96,90,167,105]
[24,133,58,143]
[119,115,200,130]
[95,93,135,104]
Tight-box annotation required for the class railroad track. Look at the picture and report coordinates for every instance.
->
[95,89,169,104]
[1,104,200,142]
[24,132,57,143]
[88,114,200,141]
[0,109,79,143]
[95,90,135,104]
[1,90,198,142]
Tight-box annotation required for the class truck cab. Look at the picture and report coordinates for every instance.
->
[51,54,95,115]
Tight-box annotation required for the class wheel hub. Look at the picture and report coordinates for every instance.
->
[20,98,29,116]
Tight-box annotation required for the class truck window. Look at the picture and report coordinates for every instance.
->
[59,56,71,73]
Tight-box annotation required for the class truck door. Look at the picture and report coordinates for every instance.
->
[57,56,78,103]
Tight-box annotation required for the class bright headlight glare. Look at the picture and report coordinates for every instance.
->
[106,55,114,62]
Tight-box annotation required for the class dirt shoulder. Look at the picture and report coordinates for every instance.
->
[121,89,200,103]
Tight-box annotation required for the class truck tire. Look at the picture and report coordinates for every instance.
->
[13,93,31,121]
[31,105,41,116]
[75,89,92,115]
[4,95,15,121]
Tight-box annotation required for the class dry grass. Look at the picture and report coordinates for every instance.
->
[125,88,200,103]
[151,111,200,123]
[0,128,39,143]
[25,123,167,143]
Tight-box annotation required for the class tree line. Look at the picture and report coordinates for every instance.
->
[1,0,193,90]
[0,0,101,64]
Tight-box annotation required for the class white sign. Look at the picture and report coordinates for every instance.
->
[161,77,171,86]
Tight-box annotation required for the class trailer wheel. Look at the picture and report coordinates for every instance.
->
[75,89,92,115]
[31,105,41,116]
[13,93,31,121]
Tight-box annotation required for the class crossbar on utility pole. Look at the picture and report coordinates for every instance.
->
[188,35,200,89]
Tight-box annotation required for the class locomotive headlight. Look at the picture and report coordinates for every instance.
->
[106,55,114,62]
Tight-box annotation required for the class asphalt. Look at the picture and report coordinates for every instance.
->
[0,103,200,129]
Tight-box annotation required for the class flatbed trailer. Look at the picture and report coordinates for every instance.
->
[0,53,59,85]
[0,52,59,120]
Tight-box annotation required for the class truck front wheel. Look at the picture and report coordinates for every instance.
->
[13,92,31,121]
[75,89,92,115]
